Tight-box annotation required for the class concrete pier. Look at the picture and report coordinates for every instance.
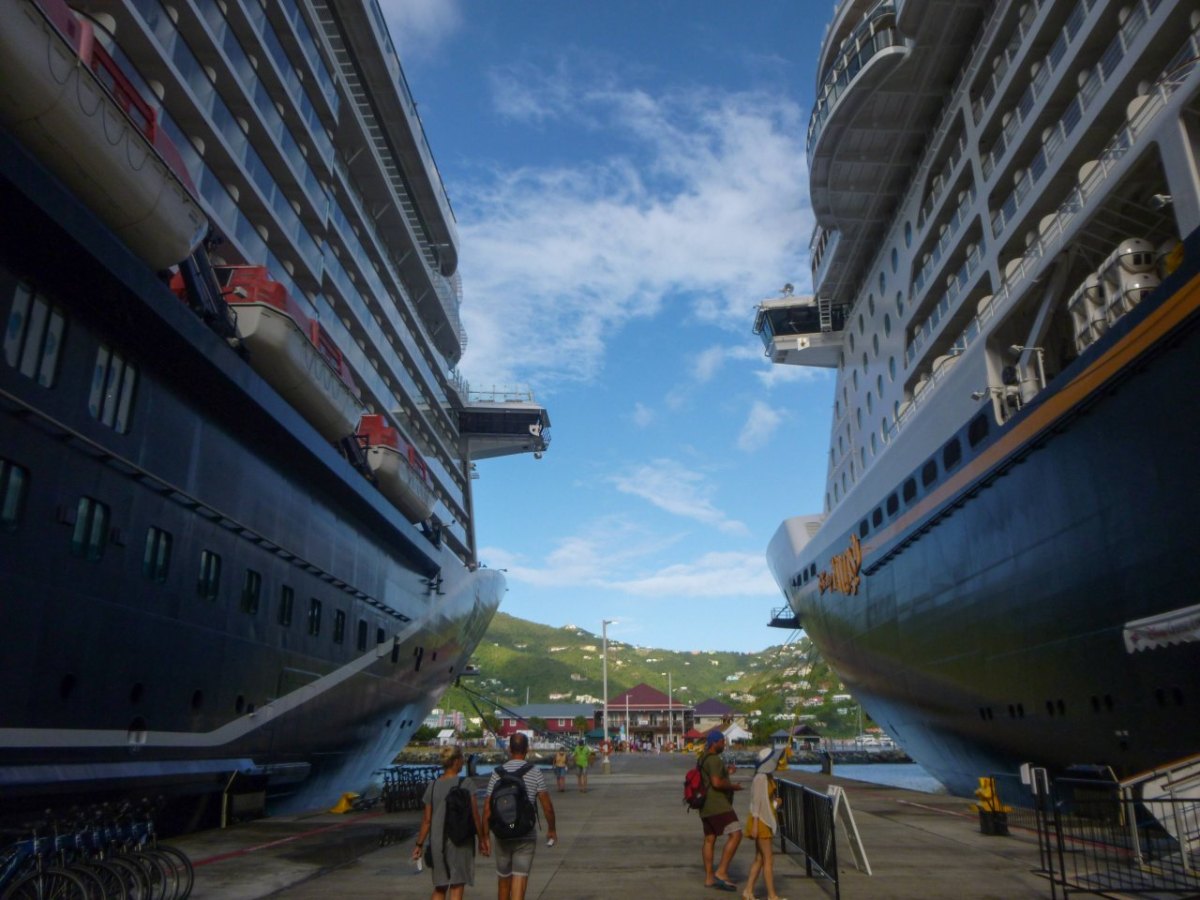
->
[179,753,1050,898]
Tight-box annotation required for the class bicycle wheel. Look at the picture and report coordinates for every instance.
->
[62,865,104,900]
[116,856,162,900]
[96,859,147,900]
[135,853,177,900]
[1,867,89,900]
[72,862,125,900]
[146,848,189,900]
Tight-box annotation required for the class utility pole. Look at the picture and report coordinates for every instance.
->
[602,619,614,774]
[661,671,673,750]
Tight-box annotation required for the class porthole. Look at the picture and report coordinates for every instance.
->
[834,399,841,418]
[886,493,899,516]
[968,413,989,447]
[856,408,862,429]
[889,357,896,381]
[858,520,869,538]
[896,291,904,317]
[870,433,878,455]
[904,221,912,247]
[902,478,917,503]
[849,332,855,352]
[872,335,879,357]
[191,689,204,711]
[868,294,876,316]
[872,507,883,527]
[859,447,866,468]
[881,417,890,441]
[921,459,938,487]
[866,392,874,414]
[878,272,885,294]
[852,370,859,390]
[884,314,891,336]
[943,438,962,470]
[235,695,246,714]
[876,374,883,396]
[861,353,868,373]
[890,248,898,272]
[858,314,865,335]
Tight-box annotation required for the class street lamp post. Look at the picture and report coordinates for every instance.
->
[661,671,672,750]
[602,619,614,774]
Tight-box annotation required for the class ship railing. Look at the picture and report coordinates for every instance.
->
[971,0,1044,125]
[988,0,1159,239]
[906,240,983,368]
[833,0,1007,329]
[980,0,1096,183]
[807,3,903,167]
[465,385,539,404]
[889,23,1199,446]
[916,135,966,230]
[911,185,976,301]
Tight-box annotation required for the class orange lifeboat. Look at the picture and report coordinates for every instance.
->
[358,415,435,522]
[0,0,207,269]
[213,266,365,442]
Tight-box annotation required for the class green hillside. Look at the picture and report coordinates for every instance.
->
[437,612,869,739]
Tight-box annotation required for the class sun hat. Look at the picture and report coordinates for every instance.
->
[706,730,725,748]
[755,746,784,772]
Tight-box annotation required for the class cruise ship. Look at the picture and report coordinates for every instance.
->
[757,0,1200,797]
[0,0,548,825]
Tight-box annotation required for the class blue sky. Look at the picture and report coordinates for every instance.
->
[382,1,835,652]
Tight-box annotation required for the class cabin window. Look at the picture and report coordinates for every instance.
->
[968,413,990,447]
[5,283,65,387]
[142,526,172,582]
[333,609,346,644]
[921,460,938,487]
[241,569,262,614]
[88,344,138,433]
[357,619,368,651]
[71,496,110,561]
[886,493,899,516]
[858,519,869,538]
[197,550,222,601]
[0,458,29,530]
[376,627,386,645]
[307,597,322,636]
[943,438,962,471]
[872,507,883,528]
[902,478,917,504]
[278,585,294,626]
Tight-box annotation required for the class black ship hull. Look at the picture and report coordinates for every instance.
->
[0,129,500,820]
[771,230,1200,797]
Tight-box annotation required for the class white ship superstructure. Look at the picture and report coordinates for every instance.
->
[757,0,1200,795]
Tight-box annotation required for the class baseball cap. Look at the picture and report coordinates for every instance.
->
[706,730,725,748]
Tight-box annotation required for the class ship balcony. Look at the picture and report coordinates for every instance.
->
[809,226,842,294]
[754,296,846,368]
[457,387,551,461]
[807,4,907,172]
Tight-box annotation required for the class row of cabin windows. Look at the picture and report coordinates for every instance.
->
[856,413,990,540]
[5,284,138,433]
[0,461,383,653]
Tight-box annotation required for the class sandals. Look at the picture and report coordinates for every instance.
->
[707,879,736,891]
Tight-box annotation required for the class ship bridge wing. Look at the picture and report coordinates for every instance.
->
[457,387,550,461]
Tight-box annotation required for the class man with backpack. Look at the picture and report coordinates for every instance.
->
[698,730,743,891]
[483,732,557,900]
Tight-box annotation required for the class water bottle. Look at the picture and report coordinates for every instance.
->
[414,854,424,874]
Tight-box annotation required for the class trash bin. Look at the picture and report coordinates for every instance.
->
[978,809,1009,836]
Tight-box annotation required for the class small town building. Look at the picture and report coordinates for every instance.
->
[495,703,599,738]
[607,684,695,749]
[693,698,747,733]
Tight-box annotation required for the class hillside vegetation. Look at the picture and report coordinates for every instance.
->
[438,612,869,738]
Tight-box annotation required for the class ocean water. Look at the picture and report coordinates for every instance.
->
[788,762,946,794]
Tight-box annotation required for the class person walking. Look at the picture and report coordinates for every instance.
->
[552,747,568,792]
[742,747,787,900]
[573,741,594,792]
[483,733,557,900]
[699,730,743,891]
[411,745,486,900]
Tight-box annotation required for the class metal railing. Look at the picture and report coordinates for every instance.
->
[776,779,840,899]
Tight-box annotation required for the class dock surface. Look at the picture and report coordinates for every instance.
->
[179,753,1049,898]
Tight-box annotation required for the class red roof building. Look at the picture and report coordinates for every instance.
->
[605,684,695,749]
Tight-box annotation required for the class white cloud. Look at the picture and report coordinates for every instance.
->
[456,72,812,389]
[755,362,828,389]
[609,551,777,597]
[631,402,654,427]
[609,460,746,535]
[737,400,784,451]
[378,0,462,60]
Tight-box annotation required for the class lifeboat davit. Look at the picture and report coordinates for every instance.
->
[215,266,365,443]
[0,0,207,269]
[358,415,435,523]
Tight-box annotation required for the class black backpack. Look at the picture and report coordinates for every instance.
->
[489,762,537,839]
[444,784,477,846]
